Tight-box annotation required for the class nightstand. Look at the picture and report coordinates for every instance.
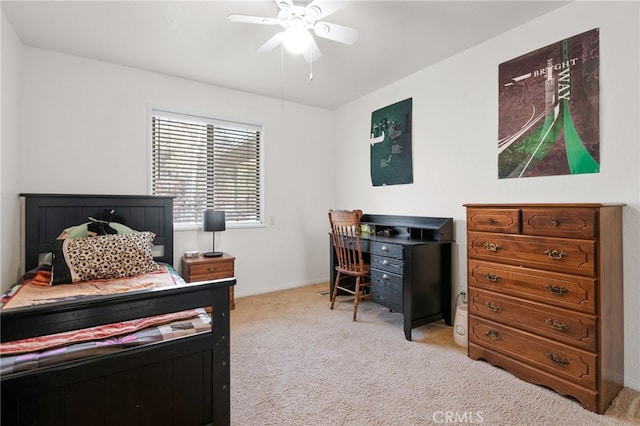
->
[181,253,235,310]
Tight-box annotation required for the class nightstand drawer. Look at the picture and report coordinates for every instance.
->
[189,260,234,278]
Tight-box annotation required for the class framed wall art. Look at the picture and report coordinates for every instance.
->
[498,28,600,179]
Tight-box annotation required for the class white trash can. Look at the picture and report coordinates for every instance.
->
[453,304,468,347]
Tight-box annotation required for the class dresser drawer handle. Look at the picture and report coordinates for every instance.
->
[545,352,569,366]
[487,218,494,224]
[382,273,390,280]
[484,273,501,282]
[545,284,568,295]
[485,330,501,341]
[485,302,502,312]
[545,319,568,331]
[381,245,389,252]
[544,249,567,260]
[208,266,217,273]
[382,259,390,266]
[483,243,502,252]
[551,220,560,226]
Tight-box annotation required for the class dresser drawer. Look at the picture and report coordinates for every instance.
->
[469,288,596,351]
[467,207,520,234]
[370,269,402,312]
[468,260,596,313]
[370,242,403,259]
[522,208,597,239]
[469,318,597,389]
[468,232,596,276]
[370,254,403,274]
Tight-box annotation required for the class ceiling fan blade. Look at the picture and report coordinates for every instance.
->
[257,32,284,53]
[228,14,279,25]
[302,37,322,63]
[274,0,294,11]
[305,0,348,20]
[313,21,358,45]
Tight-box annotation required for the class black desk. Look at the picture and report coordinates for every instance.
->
[329,214,453,341]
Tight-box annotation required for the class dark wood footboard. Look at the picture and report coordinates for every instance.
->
[1,277,235,426]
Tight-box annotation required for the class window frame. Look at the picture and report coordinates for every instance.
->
[148,105,265,231]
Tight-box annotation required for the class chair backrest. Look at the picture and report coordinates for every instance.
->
[328,209,366,274]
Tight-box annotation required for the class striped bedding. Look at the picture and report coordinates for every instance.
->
[1,265,211,375]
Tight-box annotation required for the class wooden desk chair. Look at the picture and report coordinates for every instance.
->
[328,209,371,321]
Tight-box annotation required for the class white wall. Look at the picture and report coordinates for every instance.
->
[333,1,639,390]
[11,46,333,297]
[1,13,21,290]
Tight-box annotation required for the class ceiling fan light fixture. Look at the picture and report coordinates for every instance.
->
[282,26,312,54]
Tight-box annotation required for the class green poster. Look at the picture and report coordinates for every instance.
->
[370,98,413,186]
[498,28,600,178]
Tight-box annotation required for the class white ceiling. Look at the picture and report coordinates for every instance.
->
[2,0,571,109]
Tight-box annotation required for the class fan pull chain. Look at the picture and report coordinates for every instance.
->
[309,49,313,81]
[280,44,284,108]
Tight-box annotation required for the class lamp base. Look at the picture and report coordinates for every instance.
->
[203,251,223,258]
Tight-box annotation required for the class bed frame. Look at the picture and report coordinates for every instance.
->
[1,194,235,426]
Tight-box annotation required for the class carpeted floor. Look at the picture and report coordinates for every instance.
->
[230,283,640,425]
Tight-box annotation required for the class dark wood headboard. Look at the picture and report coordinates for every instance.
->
[20,194,174,271]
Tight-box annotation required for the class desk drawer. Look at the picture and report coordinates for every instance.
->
[370,255,403,274]
[370,242,403,259]
[370,269,402,312]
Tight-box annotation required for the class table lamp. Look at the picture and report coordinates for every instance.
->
[203,210,225,257]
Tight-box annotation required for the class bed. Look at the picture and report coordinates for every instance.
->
[1,194,235,425]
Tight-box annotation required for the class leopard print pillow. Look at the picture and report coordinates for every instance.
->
[51,232,159,285]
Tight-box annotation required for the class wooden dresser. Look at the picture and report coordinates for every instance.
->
[465,203,624,413]
[181,253,236,310]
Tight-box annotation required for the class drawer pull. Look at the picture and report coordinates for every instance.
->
[381,245,389,252]
[485,302,502,312]
[544,249,567,260]
[208,266,217,272]
[484,273,501,282]
[487,218,494,224]
[545,284,568,295]
[485,330,501,341]
[382,273,390,280]
[545,319,568,331]
[545,352,569,366]
[382,259,390,266]
[483,243,502,252]
[551,220,560,226]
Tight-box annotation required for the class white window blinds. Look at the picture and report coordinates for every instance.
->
[151,109,262,226]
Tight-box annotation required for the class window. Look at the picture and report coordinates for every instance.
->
[150,108,262,227]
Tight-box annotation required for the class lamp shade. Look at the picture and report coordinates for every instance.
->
[203,210,226,232]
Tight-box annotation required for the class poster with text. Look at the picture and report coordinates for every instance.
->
[498,28,600,179]
[370,98,413,186]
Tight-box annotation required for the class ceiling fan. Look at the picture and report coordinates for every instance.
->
[228,0,358,63]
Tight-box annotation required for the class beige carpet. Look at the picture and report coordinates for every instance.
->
[230,283,640,425]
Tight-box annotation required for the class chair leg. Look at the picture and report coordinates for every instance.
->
[352,276,361,321]
[330,272,341,310]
